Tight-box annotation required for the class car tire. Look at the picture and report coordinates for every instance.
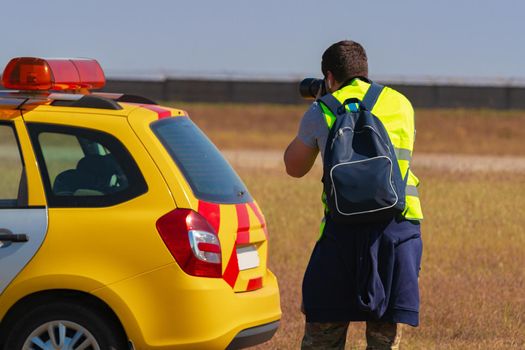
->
[4,300,128,350]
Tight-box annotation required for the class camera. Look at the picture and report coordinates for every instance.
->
[299,78,326,99]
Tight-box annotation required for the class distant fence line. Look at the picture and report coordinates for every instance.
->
[102,78,525,109]
[2,78,524,109]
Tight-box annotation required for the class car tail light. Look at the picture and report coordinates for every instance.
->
[156,209,222,278]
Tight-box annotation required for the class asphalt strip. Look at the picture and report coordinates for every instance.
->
[223,150,525,173]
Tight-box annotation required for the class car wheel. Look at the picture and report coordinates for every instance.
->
[4,301,128,350]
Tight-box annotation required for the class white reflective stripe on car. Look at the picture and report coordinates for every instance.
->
[237,245,260,271]
[0,208,48,294]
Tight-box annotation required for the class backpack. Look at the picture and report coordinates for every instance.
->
[319,82,407,224]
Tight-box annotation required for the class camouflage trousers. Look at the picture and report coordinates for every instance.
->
[301,321,402,350]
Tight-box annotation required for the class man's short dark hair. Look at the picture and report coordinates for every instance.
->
[321,40,368,83]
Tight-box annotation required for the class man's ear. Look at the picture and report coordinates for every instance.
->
[326,71,343,92]
[325,71,333,90]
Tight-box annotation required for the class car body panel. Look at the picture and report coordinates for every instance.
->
[12,118,47,206]
[0,116,49,298]
[0,107,178,315]
[126,105,193,208]
[0,99,281,348]
[92,263,280,349]
[0,209,48,295]
[128,107,271,292]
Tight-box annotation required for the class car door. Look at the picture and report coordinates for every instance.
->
[0,120,48,295]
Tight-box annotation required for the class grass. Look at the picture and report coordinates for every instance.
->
[4,101,523,348]
[166,102,525,156]
[163,103,525,348]
[239,167,525,349]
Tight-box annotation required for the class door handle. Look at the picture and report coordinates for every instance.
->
[0,234,28,242]
[0,229,29,248]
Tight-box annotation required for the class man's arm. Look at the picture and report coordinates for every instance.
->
[284,137,318,178]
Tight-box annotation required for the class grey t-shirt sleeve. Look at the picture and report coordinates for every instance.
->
[297,102,329,158]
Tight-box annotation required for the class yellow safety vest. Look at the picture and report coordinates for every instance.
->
[319,78,423,228]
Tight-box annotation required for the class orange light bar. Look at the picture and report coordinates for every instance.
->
[2,57,105,91]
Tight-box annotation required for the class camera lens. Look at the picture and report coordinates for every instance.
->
[299,78,325,99]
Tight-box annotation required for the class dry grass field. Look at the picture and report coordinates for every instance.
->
[240,168,525,349]
[170,103,525,156]
[168,102,525,349]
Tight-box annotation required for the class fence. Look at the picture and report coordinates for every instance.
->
[3,78,525,109]
[102,78,525,109]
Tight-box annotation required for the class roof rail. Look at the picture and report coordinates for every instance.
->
[52,95,122,110]
[0,90,158,110]
[92,93,158,105]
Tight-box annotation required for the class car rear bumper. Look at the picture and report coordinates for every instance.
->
[93,262,281,349]
[226,320,279,350]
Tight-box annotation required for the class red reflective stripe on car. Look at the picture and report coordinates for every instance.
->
[235,204,250,244]
[223,247,239,288]
[236,231,249,244]
[197,201,221,233]
[246,277,263,291]
[141,104,171,119]
[247,202,267,239]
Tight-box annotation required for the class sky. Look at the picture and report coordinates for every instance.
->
[2,1,524,83]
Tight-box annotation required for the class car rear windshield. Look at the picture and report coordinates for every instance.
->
[152,117,252,204]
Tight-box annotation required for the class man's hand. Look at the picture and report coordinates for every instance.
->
[283,137,318,178]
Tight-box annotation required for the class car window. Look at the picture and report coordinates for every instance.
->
[27,123,147,207]
[38,133,85,187]
[0,123,26,208]
[151,117,252,204]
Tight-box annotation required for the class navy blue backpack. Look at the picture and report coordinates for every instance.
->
[319,82,407,224]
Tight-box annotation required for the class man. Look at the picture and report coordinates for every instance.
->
[284,40,423,349]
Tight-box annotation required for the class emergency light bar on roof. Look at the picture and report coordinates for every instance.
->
[2,57,105,91]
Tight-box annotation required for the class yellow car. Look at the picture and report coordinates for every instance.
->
[0,57,280,349]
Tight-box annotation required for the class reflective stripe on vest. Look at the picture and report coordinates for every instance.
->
[319,80,423,227]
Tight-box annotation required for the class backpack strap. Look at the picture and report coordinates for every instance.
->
[361,82,384,111]
[318,93,344,116]
[318,82,385,115]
